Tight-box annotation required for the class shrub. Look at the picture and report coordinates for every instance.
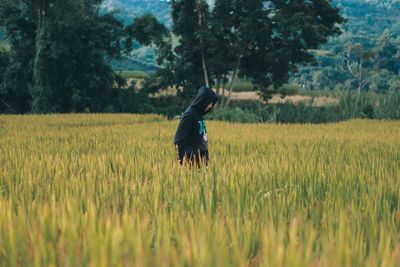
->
[207,107,261,123]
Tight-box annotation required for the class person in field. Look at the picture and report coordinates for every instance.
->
[174,86,219,167]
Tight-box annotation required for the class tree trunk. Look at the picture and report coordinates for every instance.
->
[197,1,210,88]
[222,73,227,99]
[216,77,221,96]
[201,51,210,87]
[32,0,50,113]
[225,57,240,106]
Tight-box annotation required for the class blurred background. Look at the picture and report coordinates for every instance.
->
[0,0,399,123]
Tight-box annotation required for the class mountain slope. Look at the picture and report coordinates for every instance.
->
[101,0,172,26]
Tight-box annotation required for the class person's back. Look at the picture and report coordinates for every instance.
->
[173,86,218,167]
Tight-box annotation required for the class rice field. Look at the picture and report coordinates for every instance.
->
[0,114,399,267]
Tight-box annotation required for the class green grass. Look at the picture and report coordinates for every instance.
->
[232,79,255,92]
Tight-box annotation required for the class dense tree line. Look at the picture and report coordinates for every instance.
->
[0,0,166,114]
[1,0,345,113]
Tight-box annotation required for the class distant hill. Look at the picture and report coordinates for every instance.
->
[333,0,399,34]
[360,0,400,8]
[101,0,172,26]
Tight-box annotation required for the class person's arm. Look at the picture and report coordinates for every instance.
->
[173,113,193,165]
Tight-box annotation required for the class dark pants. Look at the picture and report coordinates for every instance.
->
[184,148,209,167]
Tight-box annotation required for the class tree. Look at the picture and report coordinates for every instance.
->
[169,0,212,98]
[369,70,395,93]
[208,0,236,96]
[375,30,400,75]
[0,48,16,113]
[0,0,36,113]
[32,0,51,113]
[341,43,376,93]
[224,0,273,104]
[239,0,345,101]
[124,13,176,100]
[125,14,173,69]
[166,0,345,102]
[0,0,127,113]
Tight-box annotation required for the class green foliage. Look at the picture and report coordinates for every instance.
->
[32,23,51,113]
[275,103,342,124]
[114,86,154,114]
[149,95,190,118]
[232,80,255,92]
[152,0,345,102]
[124,13,173,68]
[203,91,400,124]
[0,49,7,75]
[376,91,400,119]
[0,0,173,114]
[0,48,8,80]
[117,70,149,79]
[292,3,400,93]
[125,14,168,47]
[0,0,127,113]
[338,91,400,120]
[241,0,345,99]
[0,0,36,113]
[0,48,13,113]
[276,84,300,97]
[168,0,209,97]
[338,92,378,119]
[207,106,261,123]
[1,0,399,118]
[206,103,343,124]
[208,0,237,94]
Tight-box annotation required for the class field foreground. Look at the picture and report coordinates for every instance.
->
[0,114,399,267]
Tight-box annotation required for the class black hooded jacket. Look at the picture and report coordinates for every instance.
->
[173,86,219,163]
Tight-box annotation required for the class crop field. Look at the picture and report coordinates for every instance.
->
[0,114,399,266]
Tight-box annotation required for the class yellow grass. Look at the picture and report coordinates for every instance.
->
[0,114,399,266]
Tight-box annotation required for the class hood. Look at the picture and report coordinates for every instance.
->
[190,86,219,116]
